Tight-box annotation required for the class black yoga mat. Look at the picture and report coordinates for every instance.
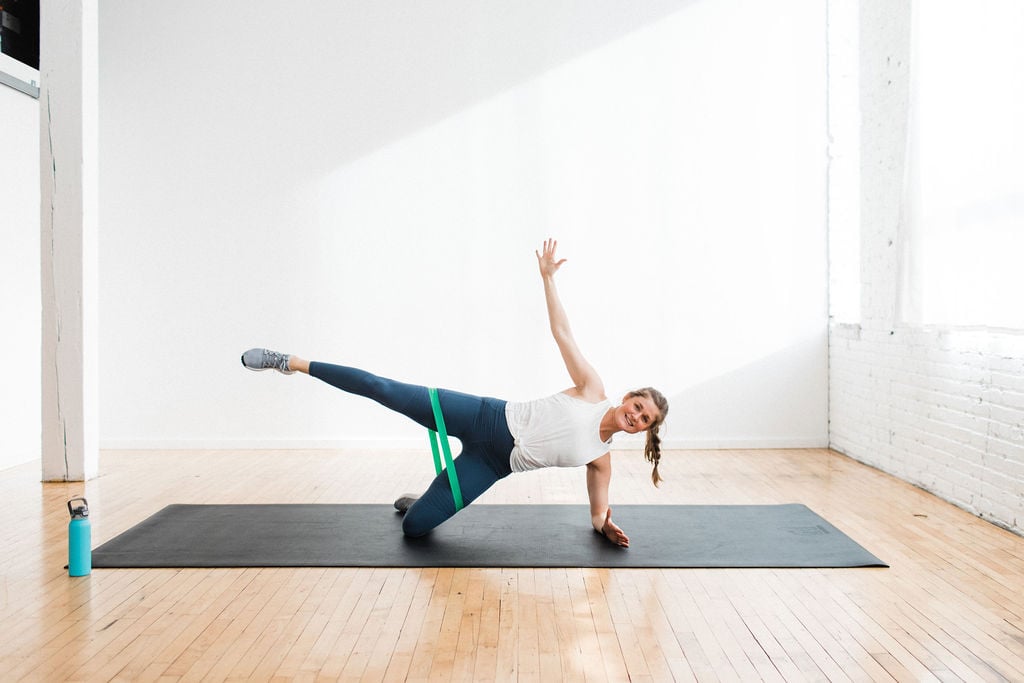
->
[90,504,886,569]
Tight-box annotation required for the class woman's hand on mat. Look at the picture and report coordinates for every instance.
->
[601,508,630,547]
[536,238,567,279]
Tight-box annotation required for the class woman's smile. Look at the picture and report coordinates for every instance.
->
[617,396,660,434]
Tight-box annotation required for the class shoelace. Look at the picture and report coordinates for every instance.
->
[264,349,289,371]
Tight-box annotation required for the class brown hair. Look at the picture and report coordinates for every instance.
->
[628,387,669,487]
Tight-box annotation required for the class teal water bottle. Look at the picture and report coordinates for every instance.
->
[67,497,91,577]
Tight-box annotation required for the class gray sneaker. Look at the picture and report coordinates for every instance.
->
[394,494,420,513]
[241,348,294,374]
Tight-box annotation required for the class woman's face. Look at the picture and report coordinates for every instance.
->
[614,394,662,434]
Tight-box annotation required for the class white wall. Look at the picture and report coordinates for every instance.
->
[0,84,40,471]
[828,0,1024,536]
[902,1,1024,330]
[99,0,828,450]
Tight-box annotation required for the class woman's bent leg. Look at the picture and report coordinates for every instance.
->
[402,446,508,537]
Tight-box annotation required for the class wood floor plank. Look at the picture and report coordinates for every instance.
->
[565,567,609,683]
[760,571,859,682]
[318,568,390,680]
[492,568,519,681]
[470,570,502,682]
[697,571,785,682]
[584,569,630,681]
[383,569,436,682]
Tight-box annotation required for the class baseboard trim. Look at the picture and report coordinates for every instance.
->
[101,436,829,451]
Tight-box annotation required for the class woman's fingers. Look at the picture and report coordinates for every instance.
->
[603,508,629,546]
[608,528,629,547]
[537,239,566,276]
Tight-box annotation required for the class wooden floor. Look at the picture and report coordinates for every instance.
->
[2,447,1023,682]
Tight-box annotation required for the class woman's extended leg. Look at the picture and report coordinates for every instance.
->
[243,350,489,437]
[304,359,497,439]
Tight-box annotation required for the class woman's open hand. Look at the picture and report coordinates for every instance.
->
[601,507,630,547]
[536,238,567,279]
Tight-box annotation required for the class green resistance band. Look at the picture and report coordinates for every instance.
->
[428,387,464,511]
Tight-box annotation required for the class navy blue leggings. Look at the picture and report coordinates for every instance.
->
[309,362,514,536]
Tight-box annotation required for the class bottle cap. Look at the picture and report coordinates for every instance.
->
[67,497,90,519]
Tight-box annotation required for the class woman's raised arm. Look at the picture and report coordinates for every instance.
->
[535,239,604,398]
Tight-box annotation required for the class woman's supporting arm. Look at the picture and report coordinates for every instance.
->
[586,453,630,547]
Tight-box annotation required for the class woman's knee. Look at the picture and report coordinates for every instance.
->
[402,507,439,537]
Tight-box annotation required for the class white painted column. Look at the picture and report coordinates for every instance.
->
[40,1,99,481]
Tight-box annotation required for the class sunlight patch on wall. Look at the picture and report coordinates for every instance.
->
[310,0,827,410]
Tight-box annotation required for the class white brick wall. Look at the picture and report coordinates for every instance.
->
[828,0,1024,537]
[830,325,1024,535]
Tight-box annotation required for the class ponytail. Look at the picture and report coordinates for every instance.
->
[628,387,669,488]
[645,425,663,487]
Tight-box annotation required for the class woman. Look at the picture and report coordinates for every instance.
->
[242,239,668,547]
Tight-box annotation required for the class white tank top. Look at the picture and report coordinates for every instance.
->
[505,392,613,472]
